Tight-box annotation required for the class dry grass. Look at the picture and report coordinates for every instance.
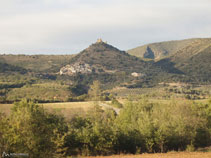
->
[0,99,209,118]
[0,101,96,119]
[80,152,211,158]
[43,101,94,109]
[0,104,12,115]
[43,102,95,120]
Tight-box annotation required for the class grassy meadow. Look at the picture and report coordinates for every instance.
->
[0,101,95,119]
[0,98,209,118]
[1,98,209,117]
[43,101,95,119]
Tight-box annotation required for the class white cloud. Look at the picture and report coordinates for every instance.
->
[0,0,211,54]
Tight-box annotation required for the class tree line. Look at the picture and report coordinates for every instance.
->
[0,98,211,158]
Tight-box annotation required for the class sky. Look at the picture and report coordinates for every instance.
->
[0,0,211,54]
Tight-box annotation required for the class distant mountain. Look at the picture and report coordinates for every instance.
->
[128,38,211,60]
[60,39,154,75]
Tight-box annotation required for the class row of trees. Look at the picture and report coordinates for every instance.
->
[0,98,211,157]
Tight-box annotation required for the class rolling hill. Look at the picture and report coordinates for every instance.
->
[128,38,211,60]
[59,39,170,89]
[0,62,27,73]
[154,39,211,83]
[0,54,74,73]
[61,39,156,75]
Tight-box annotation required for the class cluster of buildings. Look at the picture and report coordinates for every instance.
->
[60,63,93,75]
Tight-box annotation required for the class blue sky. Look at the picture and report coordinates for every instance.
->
[0,0,211,54]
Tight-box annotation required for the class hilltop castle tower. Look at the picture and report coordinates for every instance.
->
[97,38,103,43]
[96,38,107,44]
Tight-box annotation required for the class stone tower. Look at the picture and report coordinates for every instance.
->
[97,38,103,43]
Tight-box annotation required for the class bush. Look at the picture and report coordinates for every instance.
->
[111,98,123,108]
[186,143,195,152]
[6,100,68,158]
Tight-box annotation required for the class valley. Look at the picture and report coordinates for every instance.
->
[0,38,211,157]
[1,38,211,104]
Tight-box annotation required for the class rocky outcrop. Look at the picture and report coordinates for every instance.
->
[60,63,93,75]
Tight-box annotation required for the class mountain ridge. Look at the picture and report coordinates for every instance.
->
[128,38,211,60]
[153,38,211,83]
